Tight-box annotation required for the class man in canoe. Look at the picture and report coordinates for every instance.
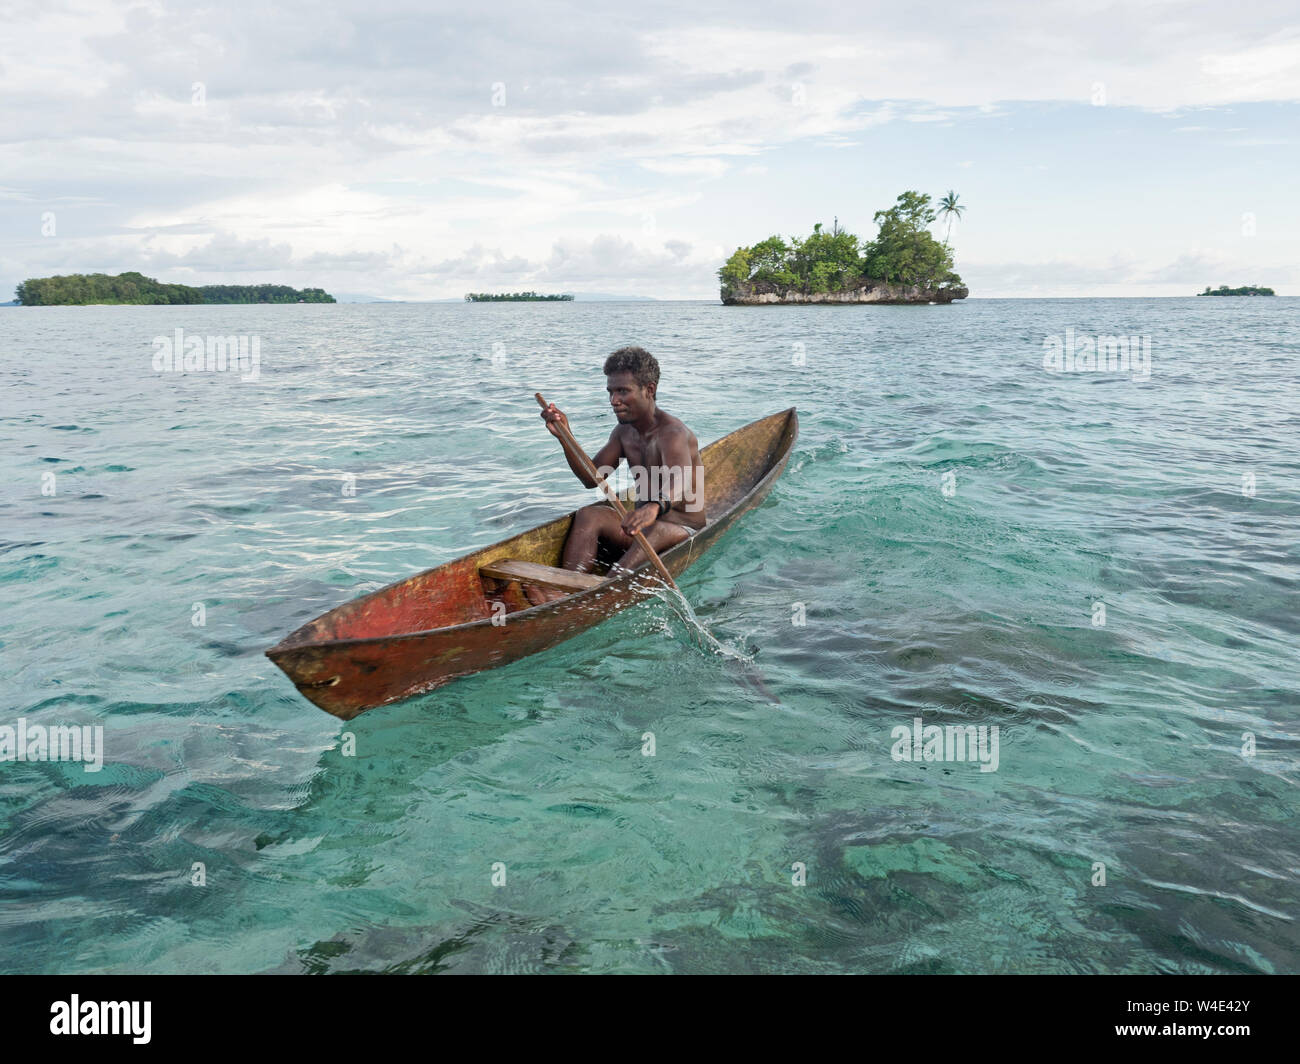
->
[527,346,706,605]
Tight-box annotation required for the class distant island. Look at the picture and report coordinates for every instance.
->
[1198,285,1275,297]
[720,191,968,305]
[464,291,574,302]
[14,272,336,305]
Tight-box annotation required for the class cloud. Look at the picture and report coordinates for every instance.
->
[138,232,296,271]
[1,1,1298,299]
[638,157,729,179]
[1139,250,1233,284]
[966,250,1298,296]
[1199,33,1300,100]
[415,244,534,278]
[538,234,702,284]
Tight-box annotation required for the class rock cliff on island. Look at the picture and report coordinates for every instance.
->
[723,278,968,305]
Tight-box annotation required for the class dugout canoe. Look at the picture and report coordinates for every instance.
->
[266,407,798,718]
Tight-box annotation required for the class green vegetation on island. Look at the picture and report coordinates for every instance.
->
[196,283,335,303]
[464,291,574,301]
[719,190,966,303]
[1198,285,1275,297]
[14,272,336,306]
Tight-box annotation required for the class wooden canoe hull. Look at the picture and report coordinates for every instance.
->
[266,407,798,718]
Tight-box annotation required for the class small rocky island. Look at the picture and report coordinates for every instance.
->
[720,191,968,305]
[1197,285,1275,297]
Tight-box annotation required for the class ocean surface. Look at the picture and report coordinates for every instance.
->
[1,297,1297,974]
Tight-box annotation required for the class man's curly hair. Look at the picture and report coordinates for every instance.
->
[603,346,660,391]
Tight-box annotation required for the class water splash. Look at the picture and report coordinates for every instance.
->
[634,576,782,704]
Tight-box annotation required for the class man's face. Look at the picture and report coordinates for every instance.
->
[607,371,653,422]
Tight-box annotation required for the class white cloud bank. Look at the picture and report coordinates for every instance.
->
[1,0,1297,298]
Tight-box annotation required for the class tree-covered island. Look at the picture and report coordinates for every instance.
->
[1197,285,1275,297]
[719,191,968,304]
[14,272,336,305]
[464,291,574,301]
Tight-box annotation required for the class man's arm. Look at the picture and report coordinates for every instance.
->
[540,404,622,487]
[588,430,623,487]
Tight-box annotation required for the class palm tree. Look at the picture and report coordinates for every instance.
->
[938,191,964,246]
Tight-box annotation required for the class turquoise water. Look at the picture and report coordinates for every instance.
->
[1,298,1297,974]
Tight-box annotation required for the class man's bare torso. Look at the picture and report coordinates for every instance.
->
[610,410,706,531]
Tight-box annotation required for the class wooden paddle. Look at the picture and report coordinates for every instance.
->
[535,392,678,590]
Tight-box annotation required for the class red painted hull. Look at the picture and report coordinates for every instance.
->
[266,408,798,718]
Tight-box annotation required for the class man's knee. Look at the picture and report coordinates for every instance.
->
[573,503,608,528]
[572,503,630,548]
[614,521,688,571]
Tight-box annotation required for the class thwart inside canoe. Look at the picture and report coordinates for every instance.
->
[269,407,796,651]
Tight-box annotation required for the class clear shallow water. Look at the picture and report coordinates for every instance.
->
[0,298,1297,974]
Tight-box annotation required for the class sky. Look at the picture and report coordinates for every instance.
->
[1,0,1296,299]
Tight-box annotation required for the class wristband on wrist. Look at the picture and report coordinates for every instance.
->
[635,498,672,517]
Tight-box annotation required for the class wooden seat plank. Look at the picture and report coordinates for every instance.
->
[479,559,604,593]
